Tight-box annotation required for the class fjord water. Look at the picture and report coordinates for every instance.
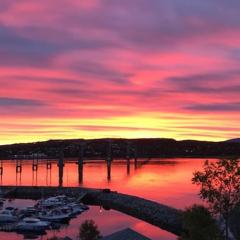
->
[0,158,213,240]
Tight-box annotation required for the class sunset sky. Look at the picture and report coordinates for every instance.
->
[1,0,240,144]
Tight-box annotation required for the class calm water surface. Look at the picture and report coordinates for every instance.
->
[0,158,214,240]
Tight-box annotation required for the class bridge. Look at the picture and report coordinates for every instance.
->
[0,186,183,236]
[0,140,151,185]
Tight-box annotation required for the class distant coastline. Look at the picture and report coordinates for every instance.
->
[0,138,239,160]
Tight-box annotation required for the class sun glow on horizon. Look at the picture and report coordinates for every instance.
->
[0,112,238,145]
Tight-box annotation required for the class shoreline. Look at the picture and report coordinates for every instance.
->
[0,185,183,236]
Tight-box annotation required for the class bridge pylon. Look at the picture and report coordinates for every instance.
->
[0,160,3,176]
[126,140,131,175]
[32,153,38,171]
[78,141,85,184]
[106,140,112,181]
[46,159,52,169]
[16,159,22,173]
[58,148,64,187]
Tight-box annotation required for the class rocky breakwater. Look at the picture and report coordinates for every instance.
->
[83,189,183,236]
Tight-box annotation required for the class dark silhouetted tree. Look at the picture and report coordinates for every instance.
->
[229,203,240,240]
[192,159,240,240]
[78,219,101,240]
[179,204,223,240]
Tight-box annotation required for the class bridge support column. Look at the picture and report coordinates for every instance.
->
[134,157,137,169]
[78,142,84,184]
[107,160,111,181]
[32,165,38,171]
[16,159,22,173]
[46,160,52,169]
[126,141,131,175]
[0,160,3,175]
[32,154,38,171]
[106,140,112,181]
[127,157,130,175]
[46,165,52,186]
[134,147,138,169]
[58,149,64,187]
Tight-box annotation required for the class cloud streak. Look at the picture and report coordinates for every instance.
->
[0,97,45,107]
[0,0,240,143]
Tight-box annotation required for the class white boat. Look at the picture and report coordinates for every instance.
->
[79,203,89,210]
[5,206,18,213]
[19,207,39,218]
[61,206,73,215]
[16,217,50,232]
[0,198,5,205]
[0,210,18,223]
[38,209,70,223]
[67,203,84,216]
[55,195,68,201]
[38,197,63,208]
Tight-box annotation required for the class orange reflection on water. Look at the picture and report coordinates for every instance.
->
[0,158,208,208]
[0,158,213,240]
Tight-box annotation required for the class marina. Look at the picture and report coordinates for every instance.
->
[0,194,89,236]
[0,185,183,235]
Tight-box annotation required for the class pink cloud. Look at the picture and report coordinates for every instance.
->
[0,0,240,143]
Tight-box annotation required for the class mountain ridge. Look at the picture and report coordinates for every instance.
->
[0,137,239,160]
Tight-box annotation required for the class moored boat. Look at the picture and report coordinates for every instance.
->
[67,203,84,216]
[38,209,70,223]
[79,203,89,211]
[37,197,63,208]
[0,210,18,223]
[15,217,50,232]
[19,207,39,218]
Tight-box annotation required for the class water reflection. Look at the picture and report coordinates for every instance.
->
[0,158,216,240]
[0,158,211,208]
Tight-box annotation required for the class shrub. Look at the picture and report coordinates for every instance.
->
[179,205,223,240]
[78,219,101,240]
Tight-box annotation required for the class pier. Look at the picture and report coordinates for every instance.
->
[0,186,183,236]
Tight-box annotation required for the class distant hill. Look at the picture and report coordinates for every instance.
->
[0,138,240,160]
[226,138,240,143]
